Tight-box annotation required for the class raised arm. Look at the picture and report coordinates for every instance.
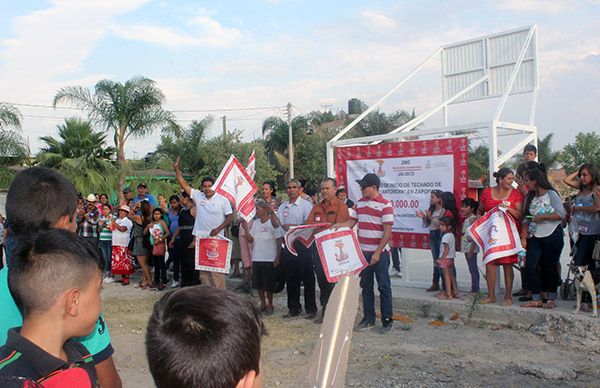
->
[173,157,192,196]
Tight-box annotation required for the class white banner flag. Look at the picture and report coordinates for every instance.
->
[213,155,258,223]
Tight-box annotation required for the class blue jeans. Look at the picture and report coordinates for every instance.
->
[99,240,112,274]
[430,230,442,284]
[360,250,393,323]
[526,226,564,300]
[168,239,181,282]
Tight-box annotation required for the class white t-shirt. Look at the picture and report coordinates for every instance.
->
[250,219,282,262]
[441,232,456,259]
[112,217,133,247]
[191,188,233,236]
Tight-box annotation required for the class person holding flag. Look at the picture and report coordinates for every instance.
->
[173,157,233,289]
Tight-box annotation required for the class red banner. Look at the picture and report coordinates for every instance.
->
[195,236,232,273]
[335,137,468,250]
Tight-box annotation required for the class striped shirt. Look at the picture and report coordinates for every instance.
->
[352,194,394,252]
[98,215,113,241]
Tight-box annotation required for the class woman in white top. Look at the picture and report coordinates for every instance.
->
[520,167,565,309]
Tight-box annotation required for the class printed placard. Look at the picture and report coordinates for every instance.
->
[314,227,368,282]
[195,235,232,273]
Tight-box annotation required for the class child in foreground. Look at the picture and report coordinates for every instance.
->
[0,229,103,387]
[437,216,460,299]
[146,285,265,388]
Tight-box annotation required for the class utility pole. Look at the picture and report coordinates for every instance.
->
[222,115,227,137]
[287,102,294,179]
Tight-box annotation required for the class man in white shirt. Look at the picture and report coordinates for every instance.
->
[174,158,233,289]
[276,179,316,319]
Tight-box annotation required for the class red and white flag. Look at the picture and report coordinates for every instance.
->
[213,155,258,223]
[284,223,330,255]
[246,150,256,179]
[467,206,523,266]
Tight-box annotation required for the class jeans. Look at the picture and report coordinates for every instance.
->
[168,239,181,282]
[464,252,480,292]
[430,230,442,284]
[360,250,393,323]
[4,235,16,265]
[99,240,112,275]
[181,247,200,287]
[526,226,564,300]
[153,254,167,284]
[283,243,317,315]
[574,233,600,267]
[391,247,402,272]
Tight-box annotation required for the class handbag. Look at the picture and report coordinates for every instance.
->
[152,242,166,256]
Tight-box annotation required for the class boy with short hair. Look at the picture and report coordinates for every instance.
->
[0,229,103,386]
[0,166,121,387]
[146,285,264,388]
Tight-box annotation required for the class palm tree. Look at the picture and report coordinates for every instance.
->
[37,118,117,194]
[52,76,176,191]
[0,102,29,166]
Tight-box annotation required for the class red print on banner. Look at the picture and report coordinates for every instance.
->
[335,137,469,250]
[196,236,232,273]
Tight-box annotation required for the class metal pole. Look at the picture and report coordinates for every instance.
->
[287,102,294,179]
[222,115,227,137]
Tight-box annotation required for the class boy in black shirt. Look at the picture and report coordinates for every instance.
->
[0,229,103,387]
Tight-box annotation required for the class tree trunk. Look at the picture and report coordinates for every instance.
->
[116,126,126,204]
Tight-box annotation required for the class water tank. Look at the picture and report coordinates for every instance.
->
[348,98,362,115]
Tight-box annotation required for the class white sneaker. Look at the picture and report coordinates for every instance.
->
[390,269,401,278]
[170,281,181,288]
[104,277,115,284]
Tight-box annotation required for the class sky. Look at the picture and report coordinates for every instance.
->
[0,0,599,159]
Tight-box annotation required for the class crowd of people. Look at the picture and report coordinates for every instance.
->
[0,142,599,387]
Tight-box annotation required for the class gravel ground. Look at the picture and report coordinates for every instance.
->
[102,273,600,387]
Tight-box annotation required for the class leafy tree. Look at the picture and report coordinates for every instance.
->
[351,109,415,138]
[156,118,211,173]
[559,132,600,173]
[468,143,489,182]
[37,118,117,194]
[0,103,29,187]
[194,131,278,188]
[537,133,560,169]
[52,76,176,191]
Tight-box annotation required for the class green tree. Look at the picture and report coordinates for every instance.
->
[537,133,560,169]
[351,109,415,138]
[37,118,117,194]
[53,76,176,191]
[194,131,278,188]
[468,143,489,182]
[559,132,600,173]
[156,118,211,173]
[0,103,29,188]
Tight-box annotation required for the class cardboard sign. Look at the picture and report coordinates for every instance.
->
[314,227,368,282]
[284,223,330,255]
[195,236,232,273]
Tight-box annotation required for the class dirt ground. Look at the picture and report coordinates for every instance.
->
[102,274,600,388]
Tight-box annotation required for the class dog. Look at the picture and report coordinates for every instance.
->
[571,264,600,317]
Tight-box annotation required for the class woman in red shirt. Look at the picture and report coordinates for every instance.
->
[476,167,523,306]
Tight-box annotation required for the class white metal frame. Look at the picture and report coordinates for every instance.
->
[327,25,539,185]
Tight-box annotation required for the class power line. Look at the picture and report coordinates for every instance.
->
[170,105,285,113]
[3,102,83,111]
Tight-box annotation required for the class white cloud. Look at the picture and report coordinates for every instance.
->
[496,0,572,13]
[360,10,397,30]
[111,15,242,49]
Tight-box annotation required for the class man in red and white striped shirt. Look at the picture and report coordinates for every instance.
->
[336,173,394,334]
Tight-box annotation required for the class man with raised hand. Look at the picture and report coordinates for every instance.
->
[173,157,233,289]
